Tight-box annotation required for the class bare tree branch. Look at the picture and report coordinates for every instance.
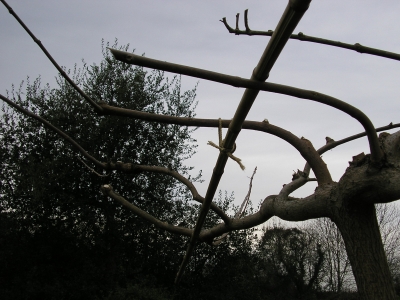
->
[105,163,231,224]
[198,190,332,243]
[300,122,400,184]
[0,93,105,169]
[98,102,331,186]
[212,166,257,246]
[109,48,383,164]
[100,184,193,237]
[0,0,103,112]
[175,0,313,283]
[0,91,329,222]
[77,156,109,177]
[0,93,233,222]
[237,166,257,218]
[100,129,400,247]
[221,9,400,62]
[317,122,400,156]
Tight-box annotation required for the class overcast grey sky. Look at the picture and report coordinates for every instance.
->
[1,0,400,211]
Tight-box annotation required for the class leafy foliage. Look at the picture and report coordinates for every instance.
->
[0,40,200,299]
[256,225,324,299]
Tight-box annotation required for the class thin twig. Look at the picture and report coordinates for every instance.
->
[0,93,105,169]
[77,156,109,177]
[0,0,103,112]
[237,166,257,218]
[213,166,257,246]
[221,9,400,62]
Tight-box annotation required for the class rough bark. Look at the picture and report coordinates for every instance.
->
[328,131,400,299]
[333,203,396,299]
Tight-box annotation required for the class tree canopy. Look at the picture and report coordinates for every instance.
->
[0,40,202,298]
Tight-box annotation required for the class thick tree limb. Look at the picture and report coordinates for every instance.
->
[198,187,332,242]
[101,129,400,246]
[199,129,400,241]
[221,9,400,62]
[109,48,383,163]
[0,0,103,112]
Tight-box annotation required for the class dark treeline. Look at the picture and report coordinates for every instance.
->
[3,198,400,300]
[1,41,400,299]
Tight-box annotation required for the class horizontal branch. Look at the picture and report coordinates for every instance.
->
[199,186,332,242]
[0,94,232,222]
[109,48,383,163]
[99,102,331,186]
[0,0,103,112]
[221,9,400,62]
[100,184,193,237]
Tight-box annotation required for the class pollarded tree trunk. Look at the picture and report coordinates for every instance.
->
[333,202,396,299]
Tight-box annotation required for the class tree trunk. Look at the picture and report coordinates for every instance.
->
[333,202,396,299]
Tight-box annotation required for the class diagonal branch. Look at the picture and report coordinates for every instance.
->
[100,184,193,237]
[221,9,400,62]
[0,0,103,112]
[236,166,257,218]
[0,93,105,169]
[317,122,400,156]
[267,122,400,196]
[105,163,231,224]
[109,48,383,163]
[174,0,313,284]
[299,121,400,190]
